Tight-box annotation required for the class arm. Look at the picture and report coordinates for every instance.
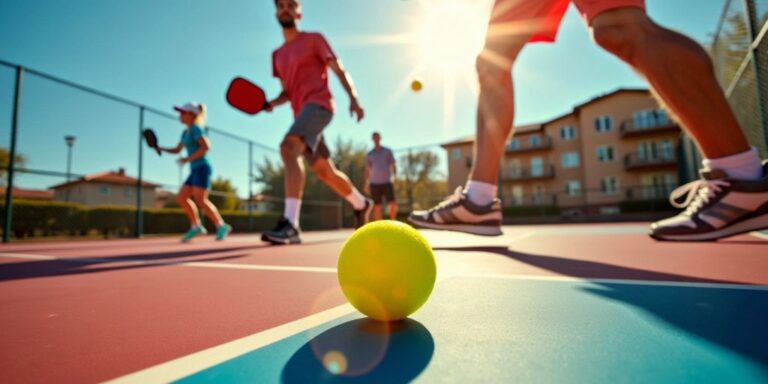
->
[328,59,364,122]
[265,79,289,112]
[179,137,210,164]
[363,162,372,194]
[159,142,184,155]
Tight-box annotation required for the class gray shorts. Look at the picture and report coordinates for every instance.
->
[288,103,333,165]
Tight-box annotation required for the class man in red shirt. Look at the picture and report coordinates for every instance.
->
[409,0,768,241]
[262,0,371,245]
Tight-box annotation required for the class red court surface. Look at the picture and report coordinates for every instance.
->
[1,223,766,383]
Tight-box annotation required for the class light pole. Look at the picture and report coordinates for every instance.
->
[64,135,75,202]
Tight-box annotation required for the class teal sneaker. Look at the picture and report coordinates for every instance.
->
[216,223,232,241]
[181,226,207,242]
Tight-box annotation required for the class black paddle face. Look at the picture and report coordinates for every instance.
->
[143,128,161,156]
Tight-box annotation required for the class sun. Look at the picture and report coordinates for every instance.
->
[419,1,488,75]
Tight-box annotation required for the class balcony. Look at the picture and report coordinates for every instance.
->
[505,136,553,154]
[624,152,678,171]
[620,118,680,138]
[501,164,556,181]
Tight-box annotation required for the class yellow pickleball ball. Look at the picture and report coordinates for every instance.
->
[337,221,436,322]
[410,79,423,92]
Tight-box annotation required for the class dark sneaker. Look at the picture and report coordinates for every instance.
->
[261,217,302,245]
[650,161,768,241]
[354,198,374,229]
[408,187,503,236]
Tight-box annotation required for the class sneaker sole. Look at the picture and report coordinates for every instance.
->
[650,213,768,242]
[260,233,302,245]
[407,217,503,236]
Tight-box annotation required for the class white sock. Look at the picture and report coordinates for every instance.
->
[345,188,366,210]
[465,180,497,205]
[284,198,301,228]
[703,147,763,180]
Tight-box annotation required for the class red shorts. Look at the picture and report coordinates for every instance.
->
[490,0,646,43]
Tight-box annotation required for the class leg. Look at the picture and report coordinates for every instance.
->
[388,201,398,220]
[281,135,306,200]
[310,156,355,197]
[590,8,750,159]
[373,205,383,221]
[177,186,200,227]
[191,187,224,227]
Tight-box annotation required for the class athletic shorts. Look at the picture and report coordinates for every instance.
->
[370,183,396,205]
[490,0,646,43]
[184,163,212,189]
[287,103,333,165]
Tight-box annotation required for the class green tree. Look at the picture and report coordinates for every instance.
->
[209,177,238,211]
[397,150,445,210]
[0,147,26,184]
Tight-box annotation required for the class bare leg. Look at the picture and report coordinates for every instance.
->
[470,35,531,184]
[281,135,306,199]
[177,186,200,226]
[388,201,398,220]
[310,157,355,197]
[590,8,750,159]
[192,187,224,227]
[373,204,383,220]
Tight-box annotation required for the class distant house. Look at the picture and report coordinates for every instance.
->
[50,168,159,208]
[239,194,269,213]
[0,187,54,201]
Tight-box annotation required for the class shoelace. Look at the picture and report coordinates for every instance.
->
[430,186,464,212]
[669,179,730,213]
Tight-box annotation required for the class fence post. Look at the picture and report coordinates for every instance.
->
[3,66,23,243]
[248,141,254,232]
[135,106,145,238]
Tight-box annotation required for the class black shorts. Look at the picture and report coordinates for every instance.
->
[370,183,395,205]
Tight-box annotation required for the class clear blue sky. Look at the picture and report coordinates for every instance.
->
[0,0,726,195]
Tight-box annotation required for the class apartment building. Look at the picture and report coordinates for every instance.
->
[442,89,684,214]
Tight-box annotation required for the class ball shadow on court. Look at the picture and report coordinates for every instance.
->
[281,318,434,383]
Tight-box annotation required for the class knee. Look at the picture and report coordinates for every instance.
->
[591,14,652,63]
[177,194,189,205]
[280,137,303,159]
[475,47,518,89]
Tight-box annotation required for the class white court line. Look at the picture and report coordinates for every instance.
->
[0,253,337,274]
[105,304,356,384]
[750,231,768,240]
[457,273,768,291]
[0,253,57,260]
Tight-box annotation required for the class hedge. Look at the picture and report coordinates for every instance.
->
[0,200,338,239]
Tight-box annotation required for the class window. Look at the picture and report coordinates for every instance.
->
[507,139,519,151]
[511,185,523,206]
[559,125,576,141]
[601,177,619,195]
[659,139,674,160]
[561,152,580,168]
[566,181,581,196]
[633,109,670,129]
[100,186,111,195]
[594,115,613,133]
[452,148,461,160]
[640,173,677,199]
[529,136,541,148]
[596,145,615,162]
[531,157,544,176]
[506,159,521,177]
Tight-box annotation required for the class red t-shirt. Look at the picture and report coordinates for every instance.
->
[272,32,336,117]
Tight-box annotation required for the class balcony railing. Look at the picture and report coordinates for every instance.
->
[624,152,677,170]
[620,119,680,138]
[505,136,553,153]
[501,164,556,181]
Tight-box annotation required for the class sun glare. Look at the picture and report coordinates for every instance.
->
[419,2,488,75]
